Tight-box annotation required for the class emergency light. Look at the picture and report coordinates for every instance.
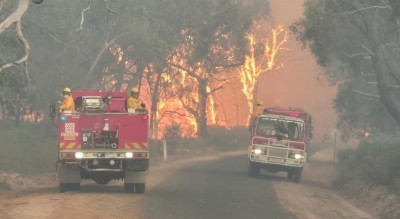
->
[60,115,67,122]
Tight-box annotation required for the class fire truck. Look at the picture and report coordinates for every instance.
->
[50,91,149,193]
[247,107,313,183]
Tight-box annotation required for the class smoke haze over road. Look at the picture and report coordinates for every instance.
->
[258,0,337,142]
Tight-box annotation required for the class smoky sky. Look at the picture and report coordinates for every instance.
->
[260,0,338,142]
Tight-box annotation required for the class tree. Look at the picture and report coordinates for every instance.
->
[238,22,288,122]
[165,0,255,138]
[0,0,44,124]
[292,0,400,137]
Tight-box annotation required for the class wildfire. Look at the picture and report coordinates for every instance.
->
[238,24,288,121]
[99,25,289,139]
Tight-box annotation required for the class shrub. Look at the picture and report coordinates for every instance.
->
[334,139,400,189]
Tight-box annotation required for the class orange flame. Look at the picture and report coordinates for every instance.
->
[238,25,288,121]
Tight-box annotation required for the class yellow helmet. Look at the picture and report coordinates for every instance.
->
[131,87,139,93]
[63,87,71,93]
[256,100,263,105]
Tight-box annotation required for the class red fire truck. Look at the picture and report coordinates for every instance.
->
[51,91,149,193]
[247,107,313,182]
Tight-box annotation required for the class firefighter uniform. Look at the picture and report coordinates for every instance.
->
[252,100,264,117]
[249,100,264,133]
[59,87,75,113]
[127,87,140,109]
[127,96,140,109]
[253,106,263,117]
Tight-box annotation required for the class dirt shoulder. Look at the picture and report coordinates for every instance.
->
[272,156,372,219]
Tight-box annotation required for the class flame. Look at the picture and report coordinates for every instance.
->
[238,24,288,121]
[207,85,217,125]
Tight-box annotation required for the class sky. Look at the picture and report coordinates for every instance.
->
[259,0,338,142]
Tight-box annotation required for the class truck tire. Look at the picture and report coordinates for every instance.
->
[94,178,111,185]
[59,183,80,192]
[293,168,302,183]
[60,183,69,193]
[70,183,80,191]
[290,168,302,183]
[124,183,135,193]
[135,183,145,194]
[287,171,294,180]
[247,160,260,178]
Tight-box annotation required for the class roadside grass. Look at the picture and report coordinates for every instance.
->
[0,119,58,175]
[333,138,400,192]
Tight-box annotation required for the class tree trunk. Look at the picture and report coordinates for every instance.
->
[149,68,162,139]
[197,78,208,138]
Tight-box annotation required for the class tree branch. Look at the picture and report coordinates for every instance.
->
[344,5,390,16]
[353,89,379,99]
[76,0,92,31]
[207,84,223,96]
[103,0,116,13]
[0,0,30,80]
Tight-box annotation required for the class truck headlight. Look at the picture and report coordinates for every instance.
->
[294,154,303,159]
[75,152,83,159]
[125,152,133,158]
[254,148,263,155]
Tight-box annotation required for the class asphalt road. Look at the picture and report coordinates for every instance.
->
[143,155,294,219]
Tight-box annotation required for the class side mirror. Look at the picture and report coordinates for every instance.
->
[50,103,56,119]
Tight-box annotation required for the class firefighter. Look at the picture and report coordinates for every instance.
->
[127,87,140,110]
[253,100,264,117]
[249,100,264,132]
[59,87,75,113]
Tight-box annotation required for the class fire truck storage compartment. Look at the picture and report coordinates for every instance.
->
[81,130,118,149]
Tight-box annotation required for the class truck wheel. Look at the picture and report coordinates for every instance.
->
[135,183,146,194]
[247,160,260,178]
[124,183,135,193]
[70,183,80,191]
[60,183,80,192]
[60,183,69,193]
[292,168,302,183]
[287,171,294,180]
[94,178,111,185]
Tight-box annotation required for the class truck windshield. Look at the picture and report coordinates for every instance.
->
[256,117,304,140]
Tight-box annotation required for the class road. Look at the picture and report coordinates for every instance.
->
[0,149,372,219]
[143,155,293,219]
[0,151,293,219]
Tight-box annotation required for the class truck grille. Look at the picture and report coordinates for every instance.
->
[267,147,288,158]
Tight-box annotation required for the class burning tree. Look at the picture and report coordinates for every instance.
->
[238,22,288,122]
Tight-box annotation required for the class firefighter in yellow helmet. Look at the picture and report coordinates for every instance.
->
[59,87,75,113]
[127,87,140,110]
[249,100,264,133]
[253,100,264,117]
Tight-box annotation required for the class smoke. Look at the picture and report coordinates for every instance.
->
[260,0,338,142]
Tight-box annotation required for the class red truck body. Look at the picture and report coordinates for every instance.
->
[248,107,313,183]
[55,91,149,193]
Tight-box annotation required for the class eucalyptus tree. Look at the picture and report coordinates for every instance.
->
[164,0,264,138]
[292,0,400,137]
[0,0,44,123]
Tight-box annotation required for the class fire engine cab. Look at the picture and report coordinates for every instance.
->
[51,91,149,193]
[247,107,313,183]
